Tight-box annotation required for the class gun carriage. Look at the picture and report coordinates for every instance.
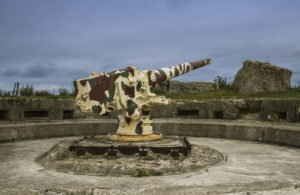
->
[73,58,211,141]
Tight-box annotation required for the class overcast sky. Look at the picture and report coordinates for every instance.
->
[0,0,300,92]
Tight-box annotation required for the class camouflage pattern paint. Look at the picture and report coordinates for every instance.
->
[73,58,211,140]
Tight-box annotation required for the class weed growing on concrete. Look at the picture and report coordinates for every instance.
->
[134,169,163,177]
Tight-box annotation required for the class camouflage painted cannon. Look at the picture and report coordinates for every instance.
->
[73,58,211,141]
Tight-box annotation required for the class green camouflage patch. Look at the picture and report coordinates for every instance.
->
[136,81,142,92]
[135,121,143,134]
[120,70,129,78]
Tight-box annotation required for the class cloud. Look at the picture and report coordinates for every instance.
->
[21,62,57,78]
[0,0,299,91]
[0,62,57,78]
[1,68,19,77]
[164,0,195,8]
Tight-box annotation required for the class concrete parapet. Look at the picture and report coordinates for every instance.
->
[155,119,300,147]
[150,99,247,120]
[155,80,216,93]
[0,119,117,142]
[0,119,299,148]
[0,98,79,121]
[0,98,299,123]
[260,99,300,122]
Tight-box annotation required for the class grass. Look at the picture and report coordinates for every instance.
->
[134,168,163,177]
[160,88,300,101]
[0,88,299,100]
[0,95,75,99]
[0,86,75,99]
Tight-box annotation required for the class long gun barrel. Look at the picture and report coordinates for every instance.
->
[150,58,211,85]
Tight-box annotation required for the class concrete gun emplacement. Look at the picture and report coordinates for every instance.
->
[73,58,212,141]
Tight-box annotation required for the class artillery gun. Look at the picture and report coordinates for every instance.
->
[73,58,211,141]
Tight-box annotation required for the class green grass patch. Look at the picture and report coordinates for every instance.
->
[160,88,300,101]
[0,95,75,99]
[1,85,300,100]
[1,89,300,100]
[134,169,163,177]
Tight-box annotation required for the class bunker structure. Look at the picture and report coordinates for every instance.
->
[1,59,300,194]
[73,58,211,141]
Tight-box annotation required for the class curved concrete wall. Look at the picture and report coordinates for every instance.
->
[0,119,299,148]
[155,119,300,147]
[1,98,299,122]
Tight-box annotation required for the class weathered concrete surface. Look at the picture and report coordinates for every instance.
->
[0,119,117,142]
[156,119,300,147]
[151,99,247,120]
[1,98,299,122]
[37,138,224,177]
[1,118,299,147]
[260,99,300,122]
[155,80,216,93]
[0,137,300,194]
[0,98,79,121]
[233,60,292,93]
[152,98,300,122]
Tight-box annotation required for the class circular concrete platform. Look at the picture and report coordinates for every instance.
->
[0,137,300,194]
[37,136,224,177]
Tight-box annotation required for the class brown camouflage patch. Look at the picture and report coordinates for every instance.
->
[80,80,86,86]
[155,69,167,83]
[112,72,120,82]
[92,105,102,114]
[124,84,135,98]
[142,108,150,115]
[127,108,135,116]
[190,58,211,69]
[97,105,102,113]
[175,67,179,77]
[186,65,190,72]
[89,75,110,101]
[125,117,131,125]
[126,66,135,76]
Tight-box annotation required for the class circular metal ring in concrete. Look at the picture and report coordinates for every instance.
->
[0,136,300,194]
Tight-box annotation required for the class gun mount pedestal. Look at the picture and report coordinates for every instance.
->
[107,133,163,141]
[74,58,211,141]
[107,99,167,141]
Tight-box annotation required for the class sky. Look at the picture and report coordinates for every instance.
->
[0,0,300,92]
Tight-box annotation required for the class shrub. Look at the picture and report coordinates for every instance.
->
[293,82,300,92]
[35,90,53,97]
[0,89,10,97]
[214,76,237,90]
[4,91,11,96]
[134,169,149,177]
[71,89,77,96]
[58,88,70,96]
[20,85,34,96]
